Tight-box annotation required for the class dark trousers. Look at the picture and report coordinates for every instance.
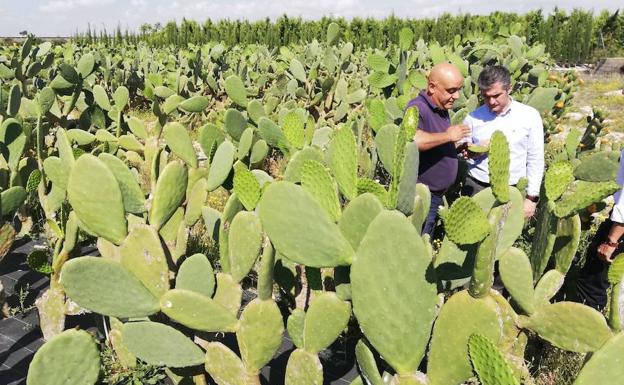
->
[422,191,444,237]
[576,218,621,310]
[461,175,489,197]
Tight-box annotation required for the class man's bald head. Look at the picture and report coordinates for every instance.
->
[427,63,464,110]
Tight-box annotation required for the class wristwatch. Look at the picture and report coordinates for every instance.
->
[526,195,539,203]
[604,239,620,248]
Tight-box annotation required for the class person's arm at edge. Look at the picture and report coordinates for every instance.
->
[599,153,624,263]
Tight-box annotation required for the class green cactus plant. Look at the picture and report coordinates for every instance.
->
[27,329,100,385]
[468,334,520,385]
[257,181,354,267]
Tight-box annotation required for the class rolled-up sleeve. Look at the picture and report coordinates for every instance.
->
[610,151,624,223]
[526,110,545,196]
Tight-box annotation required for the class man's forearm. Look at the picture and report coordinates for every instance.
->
[414,130,451,151]
[606,222,624,244]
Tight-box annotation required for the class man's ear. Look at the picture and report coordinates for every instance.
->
[427,80,435,94]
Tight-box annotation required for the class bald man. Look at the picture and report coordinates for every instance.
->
[406,63,470,236]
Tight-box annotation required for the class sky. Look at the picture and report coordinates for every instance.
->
[0,0,620,37]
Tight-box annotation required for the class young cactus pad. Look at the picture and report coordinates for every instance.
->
[488,131,510,203]
[468,334,519,385]
[440,196,490,245]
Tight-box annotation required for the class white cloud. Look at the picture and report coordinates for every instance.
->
[40,0,115,13]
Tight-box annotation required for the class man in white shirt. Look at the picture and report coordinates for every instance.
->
[577,150,624,310]
[461,65,544,218]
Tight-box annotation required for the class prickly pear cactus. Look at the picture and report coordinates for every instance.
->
[468,334,519,385]
[300,160,341,221]
[544,161,574,201]
[60,256,160,317]
[352,210,437,375]
[257,181,354,267]
[488,131,510,203]
[522,302,613,353]
[27,329,100,385]
[67,154,127,244]
[554,181,619,218]
[573,333,624,385]
[440,197,490,245]
[329,125,358,201]
[122,321,205,367]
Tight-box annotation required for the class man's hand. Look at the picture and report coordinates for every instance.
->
[447,124,471,142]
[523,198,537,218]
[597,242,617,264]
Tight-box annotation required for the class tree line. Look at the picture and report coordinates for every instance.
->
[74,8,623,64]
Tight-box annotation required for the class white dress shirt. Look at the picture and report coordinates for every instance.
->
[463,98,545,196]
[610,150,624,223]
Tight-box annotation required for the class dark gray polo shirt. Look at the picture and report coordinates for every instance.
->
[407,91,457,192]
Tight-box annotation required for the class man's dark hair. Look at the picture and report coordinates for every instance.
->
[477,65,511,90]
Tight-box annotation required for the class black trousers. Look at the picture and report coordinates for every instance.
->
[461,175,489,197]
[576,218,622,310]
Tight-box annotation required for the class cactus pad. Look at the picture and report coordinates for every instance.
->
[554,181,619,218]
[285,349,323,385]
[401,106,419,140]
[60,256,160,317]
[178,95,209,113]
[300,160,341,221]
[352,211,437,374]
[488,131,510,203]
[440,196,490,245]
[304,292,351,354]
[67,154,127,245]
[207,141,235,191]
[287,308,306,349]
[499,247,535,314]
[163,122,198,168]
[160,289,238,332]
[27,329,100,385]
[123,321,204,367]
[533,270,565,305]
[228,211,263,282]
[573,332,624,385]
[176,253,215,297]
[224,75,248,108]
[523,302,613,352]
[204,342,247,385]
[120,224,169,298]
[237,298,284,371]
[544,161,574,201]
[428,291,506,385]
[355,340,384,385]
[257,181,354,267]
[468,334,519,385]
[233,163,261,211]
[99,153,146,214]
[329,125,358,200]
[338,193,384,250]
[574,151,619,182]
[608,254,624,284]
[149,161,188,230]
[283,110,305,150]
[213,272,243,316]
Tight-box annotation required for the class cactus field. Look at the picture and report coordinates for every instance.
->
[0,22,623,385]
